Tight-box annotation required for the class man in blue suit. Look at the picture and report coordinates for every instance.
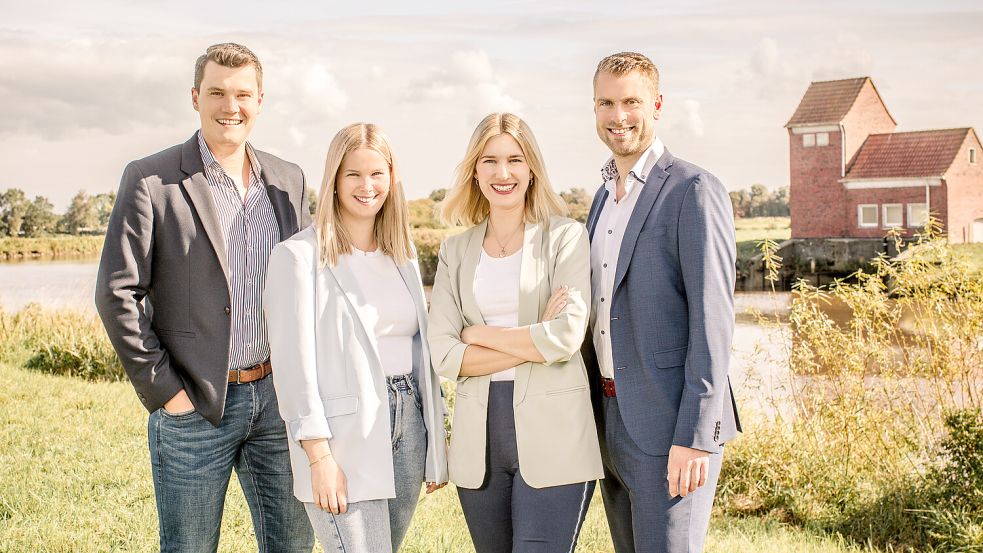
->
[583,51,741,553]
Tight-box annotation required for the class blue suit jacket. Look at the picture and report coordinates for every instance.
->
[583,148,741,455]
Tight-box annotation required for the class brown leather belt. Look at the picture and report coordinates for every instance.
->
[229,359,272,384]
[600,377,617,398]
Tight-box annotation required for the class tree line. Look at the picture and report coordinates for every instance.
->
[0,183,788,238]
[0,189,115,237]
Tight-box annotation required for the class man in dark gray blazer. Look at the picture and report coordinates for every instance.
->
[583,52,741,553]
[95,43,313,552]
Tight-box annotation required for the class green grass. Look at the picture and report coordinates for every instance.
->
[0,361,882,552]
[953,242,983,272]
[0,236,104,260]
[735,216,791,244]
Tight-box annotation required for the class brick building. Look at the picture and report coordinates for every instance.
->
[786,77,983,243]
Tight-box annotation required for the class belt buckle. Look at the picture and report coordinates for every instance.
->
[234,369,242,384]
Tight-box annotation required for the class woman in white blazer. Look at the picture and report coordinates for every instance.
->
[429,113,604,553]
[264,123,448,552]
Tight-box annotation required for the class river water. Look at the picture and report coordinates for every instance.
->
[0,259,794,416]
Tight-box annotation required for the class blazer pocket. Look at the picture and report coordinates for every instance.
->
[653,346,688,369]
[322,394,358,417]
[545,385,588,397]
[155,328,196,338]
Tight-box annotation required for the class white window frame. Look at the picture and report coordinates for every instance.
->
[816,132,830,147]
[858,204,878,228]
[971,147,977,165]
[907,203,928,228]
[882,204,903,228]
[802,133,816,148]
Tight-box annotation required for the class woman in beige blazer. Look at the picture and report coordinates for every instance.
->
[429,113,603,552]
[264,123,448,552]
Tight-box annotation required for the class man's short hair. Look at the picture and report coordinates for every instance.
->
[194,43,263,90]
[594,51,659,95]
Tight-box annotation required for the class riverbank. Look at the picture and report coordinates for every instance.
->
[0,236,104,260]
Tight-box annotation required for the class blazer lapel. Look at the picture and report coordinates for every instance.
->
[612,149,674,294]
[180,135,230,283]
[260,163,292,241]
[321,262,386,379]
[459,222,488,327]
[586,186,609,242]
[514,221,543,403]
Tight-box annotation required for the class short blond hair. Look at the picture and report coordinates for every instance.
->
[594,51,659,95]
[194,43,263,90]
[314,123,414,268]
[440,113,567,227]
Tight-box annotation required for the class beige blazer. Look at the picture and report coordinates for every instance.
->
[264,226,449,504]
[429,216,603,489]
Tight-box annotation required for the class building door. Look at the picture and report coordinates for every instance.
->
[974,218,983,243]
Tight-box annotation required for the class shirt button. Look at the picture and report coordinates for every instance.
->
[607,229,613,234]
[224,306,231,314]
[603,263,608,268]
[601,297,605,303]
[601,330,606,335]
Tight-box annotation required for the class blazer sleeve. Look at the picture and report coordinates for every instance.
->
[264,242,332,442]
[528,223,592,365]
[427,241,469,381]
[674,173,736,452]
[94,161,184,412]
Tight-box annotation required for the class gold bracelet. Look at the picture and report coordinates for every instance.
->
[308,453,332,467]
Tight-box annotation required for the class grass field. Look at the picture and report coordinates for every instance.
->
[0,361,881,552]
[0,236,104,260]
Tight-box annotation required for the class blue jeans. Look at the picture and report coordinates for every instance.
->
[148,374,314,553]
[304,373,427,552]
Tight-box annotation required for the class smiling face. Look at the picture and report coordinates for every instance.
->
[593,70,661,160]
[335,147,391,227]
[192,61,263,150]
[474,133,532,215]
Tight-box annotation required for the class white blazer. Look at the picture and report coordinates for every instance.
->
[263,226,449,503]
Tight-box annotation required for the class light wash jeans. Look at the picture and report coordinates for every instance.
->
[147,374,314,553]
[305,373,428,552]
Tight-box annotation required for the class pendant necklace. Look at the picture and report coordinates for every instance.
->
[488,219,522,258]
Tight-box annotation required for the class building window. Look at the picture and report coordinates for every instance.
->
[816,132,830,147]
[858,204,878,228]
[802,134,815,148]
[882,204,903,228]
[971,148,977,164]
[907,203,928,227]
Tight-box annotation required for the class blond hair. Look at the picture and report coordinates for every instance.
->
[314,123,414,268]
[440,113,567,227]
[594,51,659,95]
[194,43,263,90]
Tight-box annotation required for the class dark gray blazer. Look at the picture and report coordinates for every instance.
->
[95,133,312,427]
[583,148,741,455]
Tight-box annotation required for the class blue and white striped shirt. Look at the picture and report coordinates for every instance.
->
[198,131,280,370]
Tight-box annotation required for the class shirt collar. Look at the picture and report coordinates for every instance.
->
[600,137,665,196]
[197,130,263,181]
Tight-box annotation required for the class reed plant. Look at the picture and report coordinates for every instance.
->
[720,220,983,551]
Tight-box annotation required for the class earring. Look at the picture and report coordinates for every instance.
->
[529,175,535,187]
[473,178,479,186]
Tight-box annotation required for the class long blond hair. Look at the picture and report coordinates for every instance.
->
[315,123,414,267]
[440,113,567,227]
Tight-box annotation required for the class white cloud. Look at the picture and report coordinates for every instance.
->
[678,99,705,137]
[404,49,522,120]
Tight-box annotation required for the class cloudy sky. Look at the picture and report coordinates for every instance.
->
[2,0,981,209]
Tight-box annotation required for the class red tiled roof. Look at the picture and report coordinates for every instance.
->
[844,128,971,179]
[785,77,871,127]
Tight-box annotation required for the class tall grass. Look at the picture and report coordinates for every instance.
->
[720,222,983,551]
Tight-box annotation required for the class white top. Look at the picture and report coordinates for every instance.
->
[590,138,665,379]
[473,248,522,381]
[334,248,418,376]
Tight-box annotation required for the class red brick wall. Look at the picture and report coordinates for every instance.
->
[789,129,846,237]
[841,82,897,165]
[943,132,983,243]
[843,185,948,239]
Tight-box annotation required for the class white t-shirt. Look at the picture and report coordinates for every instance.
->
[473,248,522,381]
[334,248,418,376]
